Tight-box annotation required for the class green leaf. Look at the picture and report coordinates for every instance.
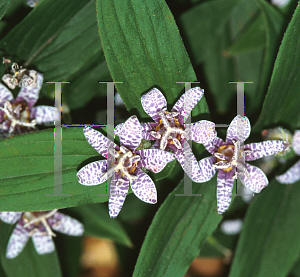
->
[180,0,241,65]
[254,0,285,110]
[227,13,265,54]
[96,0,209,118]
[0,127,110,211]
[133,176,222,277]
[69,203,133,247]
[290,256,300,277]
[229,179,300,277]
[0,222,62,277]
[253,2,300,131]
[0,0,13,21]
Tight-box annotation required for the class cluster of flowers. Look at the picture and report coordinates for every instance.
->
[0,64,82,259]
[0,61,58,138]
[77,87,289,217]
[0,63,297,258]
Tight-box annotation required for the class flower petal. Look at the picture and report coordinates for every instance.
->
[31,231,55,255]
[48,212,84,236]
[6,223,30,259]
[130,168,157,204]
[245,140,287,161]
[136,149,174,165]
[83,126,116,158]
[0,83,14,106]
[198,156,218,182]
[136,149,174,173]
[292,130,300,155]
[189,120,217,144]
[119,115,142,151]
[77,160,108,186]
[30,106,59,124]
[240,163,268,193]
[141,88,167,122]
[203,137,225,155]
[0,212,22,224]
[171,87,204,122]
[109,176,130,218]
[217,170,235,214]
[114,123,124,136]
[276,160,300,184]
[141,122,158,140]
[226,115,251,144]
[15,72,43,108]
[174,145,204,182]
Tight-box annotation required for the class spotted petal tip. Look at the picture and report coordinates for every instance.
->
[141,88,167,122]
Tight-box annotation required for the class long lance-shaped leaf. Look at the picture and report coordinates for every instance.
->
[133,177,222,277]
[253,2,300,131]
[96,0,209,118]
[229,179,300,277]
[0,128,109,211]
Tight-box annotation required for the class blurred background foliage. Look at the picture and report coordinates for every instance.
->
[0,0,300,276]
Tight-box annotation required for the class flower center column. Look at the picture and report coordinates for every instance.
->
[175,81,201,197]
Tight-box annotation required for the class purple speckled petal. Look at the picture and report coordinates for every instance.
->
[174,146,204,182]
[48,212,84,236]
[141,122,158,140]
[245,140,287,161]
[276,160,300,184]
[189,120,217,144]
[144,163,166,173]
[171,87,204,122]
[77,160,108,186]
[141,88,167,122]
[136,149,174,165]
[15,72,43,108]
[30,106,59,124]
[203,137,225,155]
[0,83,14,106]
[217,170,235,214]
[240,163,268,193]
[83,126,116,158]
[198,156,218,182]
[31,230,55,255]
[109,177,130,218]
[119,116,142,151]
[0,212,22,224]
[130,168,157,204]
[226,115,251,144]
[136,149,175,173]
[292,130,300,155]
[6,223,30,259]
[114,123,124,136]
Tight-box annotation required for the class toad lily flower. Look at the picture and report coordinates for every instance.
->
[0,210,84,259]
[77,116,175,218]
[198,115,288,214]
[276,130,300,184]
[139,87,216,182]
[0,73,58,138]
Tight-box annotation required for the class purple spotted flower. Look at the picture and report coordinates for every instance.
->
[198,115,288,214]
[137,87,216,182]
[0,210,84,259]
[77,116,175,218]
[0,72,58,138]
[276,130,300,184]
